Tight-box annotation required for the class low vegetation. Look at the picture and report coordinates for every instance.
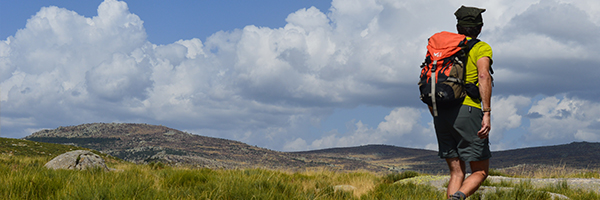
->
[0,137,121,163]
[1,154,446,199]
[2,155,599,200]
[490,164,600,179]
[473,179,600,200]
[2,137,599,199]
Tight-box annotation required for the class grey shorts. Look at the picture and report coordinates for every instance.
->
[433,105,491,162]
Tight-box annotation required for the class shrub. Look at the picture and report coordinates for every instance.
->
[381,171,420,184]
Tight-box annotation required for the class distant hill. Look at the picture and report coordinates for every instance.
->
[295,141,600,172]
[25,123,314,170]
[291,144,444,173]
[23,123,600,173]
[24,123,445,172]
[492,142,600,169]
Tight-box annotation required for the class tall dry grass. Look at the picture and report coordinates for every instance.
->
[2,153,599,200]
[0,154,445,199]
[490,163,600,179]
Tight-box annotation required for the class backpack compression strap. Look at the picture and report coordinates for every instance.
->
[431,60,438,116]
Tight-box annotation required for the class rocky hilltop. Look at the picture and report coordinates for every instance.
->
[26,123,312,170]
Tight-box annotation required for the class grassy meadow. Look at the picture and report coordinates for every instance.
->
[1,138,600,199]
[1,154,446,199]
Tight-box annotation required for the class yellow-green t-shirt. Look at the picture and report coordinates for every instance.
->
[463,38,493,109]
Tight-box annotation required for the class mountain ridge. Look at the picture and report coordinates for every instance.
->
[24,122,600,173]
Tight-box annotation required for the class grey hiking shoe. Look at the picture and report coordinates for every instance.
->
[450,191,466,200]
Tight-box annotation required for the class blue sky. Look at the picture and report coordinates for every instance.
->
[2,0,600,152]
[1,0,332,44]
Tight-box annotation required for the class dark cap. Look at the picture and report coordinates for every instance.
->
[454,5,486,27]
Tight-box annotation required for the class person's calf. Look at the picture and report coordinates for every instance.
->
[458,171,488,196]
[446,176,464,198]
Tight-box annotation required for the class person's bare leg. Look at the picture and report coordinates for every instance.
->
[458,159,489,197]
[446,157,466,198]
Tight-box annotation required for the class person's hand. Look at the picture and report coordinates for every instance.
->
[478,113,491,139]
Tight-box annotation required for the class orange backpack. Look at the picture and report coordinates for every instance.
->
[418,31,479,116]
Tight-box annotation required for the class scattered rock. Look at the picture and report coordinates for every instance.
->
[145,151,233,169]
[486,176,600,194]
[396,175,598,199]
[45,150,109,171]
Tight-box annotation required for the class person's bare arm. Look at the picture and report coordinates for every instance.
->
[477,57,492,139]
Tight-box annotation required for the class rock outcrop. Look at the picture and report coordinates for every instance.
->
[45,150,109,171]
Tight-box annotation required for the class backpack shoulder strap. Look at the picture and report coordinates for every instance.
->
[465,38,480,53]
[465,39,495,75]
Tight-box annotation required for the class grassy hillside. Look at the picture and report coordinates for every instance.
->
[0,137,121,164]
[1,137,85,157]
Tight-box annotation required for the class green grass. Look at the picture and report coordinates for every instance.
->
[6,155,597,200]
[0,137,121,163]
[1,138,86,157]
[538,180,600,200]
[381,170,420,183]
[0,154,447,200]
[2,137,599,199]
[470,182,552,200]
[363,181,445,199]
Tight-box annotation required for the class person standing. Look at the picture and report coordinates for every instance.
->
[432,6,493,200]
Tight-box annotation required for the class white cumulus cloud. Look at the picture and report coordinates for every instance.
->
[2,0,600,151]
[285,107,436,151]
[527,96,600,145]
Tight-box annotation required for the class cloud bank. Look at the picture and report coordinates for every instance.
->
[2,0,599,151]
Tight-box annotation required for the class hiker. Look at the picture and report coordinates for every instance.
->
[419,6,493,200]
